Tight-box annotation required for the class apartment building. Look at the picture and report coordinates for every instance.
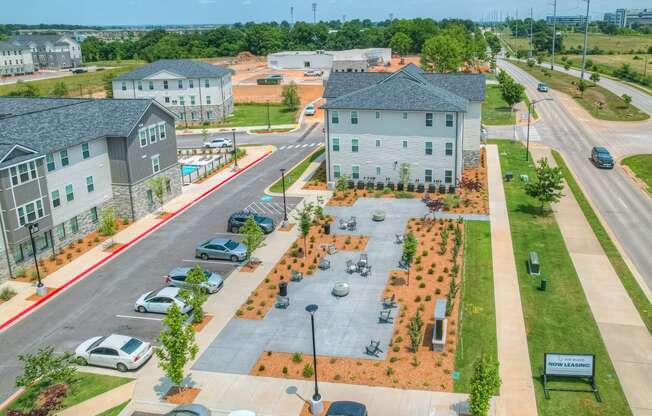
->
[112,59,234,124]
[0,97,181,282]
[0,41,35,76]
[322,64,485,186]
[10,34,82,69]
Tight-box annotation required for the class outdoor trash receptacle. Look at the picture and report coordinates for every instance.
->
[539,277,547,291]
[505,171,514,181]
[279,282,288,297]
[324,223,331,235]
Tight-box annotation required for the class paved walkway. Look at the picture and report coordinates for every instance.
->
[531,146,652,416]
[486,145,538,416]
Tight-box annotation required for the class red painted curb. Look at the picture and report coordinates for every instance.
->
[0,150,273,333]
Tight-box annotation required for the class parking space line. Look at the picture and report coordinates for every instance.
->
[116,314,163,321]
[268,203,284,214]
[182,259,239,265]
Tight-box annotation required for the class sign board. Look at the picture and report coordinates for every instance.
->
[545,354,594,377]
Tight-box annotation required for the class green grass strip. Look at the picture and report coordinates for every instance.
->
[269,147,324,194]
[96,400,130,416]
[621,154,652,194]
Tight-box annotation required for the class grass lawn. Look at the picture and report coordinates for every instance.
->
[492,139,632,416]
[510,60,648,121]
[0,372,132,416]
[83,59,145,68]
[0,64,143,97]
[177,103,297,129]
[454,220,497,393]
[501,31,652,54]
[482,85,515,125]
[549,54,652,78]
[96,400,130,416]
[621,154,652,194]
[269,147,324,193]
[553,151,652,334]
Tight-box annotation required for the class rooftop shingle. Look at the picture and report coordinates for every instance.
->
[113,59,232,81]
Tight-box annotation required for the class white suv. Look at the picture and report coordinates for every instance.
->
[204,138,232,148]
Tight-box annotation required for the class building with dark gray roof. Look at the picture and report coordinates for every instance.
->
[112,59,234,125]
[0,40,35,76]
[0,97,181,282]
[322,64,485,187]
[7,34,82,69]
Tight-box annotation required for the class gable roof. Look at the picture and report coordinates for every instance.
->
[11,34,70,46]
[113,59,231,81]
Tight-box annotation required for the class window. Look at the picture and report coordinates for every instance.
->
[158,123,167,140]
[179,96,185,106]
[149,126,157,144]
[207,111,214,120]
[163,80,168,89]
[70,216,79,233]
[86,176,94,192]
[402,112,408,120]
[375,166,381,176]
[164,97,170,103]
[445,170,453,184]
[190,96,196,105]
[180,112,186,120]
[90,207,98,222]
[60,149,69,167]
[375,139,381,148]
[10,161,38,186]
[445,142,453,156]
[189,80,194,88]
[350,111,358,125]
[425,142,433,155]
[151,155,160,173]
[425,169,433,183]
[56,223,65,240]
[65,184,74,201]
[46,154,55,172]
[446,113,454,127]
[331,111,339,124]
[332,138,340,152]
[206,95,212,105]
[352,165,360,179]
[51,190,60,208]
[402,140,408,149]
[137,81,142,91]
[17,198,44,226]
[375,111,381,119]
[139,129,147,147]
[425,112,433,127]
[121,82,126,91]
[351,138,359,153]
[178,80,183,89]
[333,165,341,178]
[148,81,154,90]
[146,190,154,207]
[165,179,171,193]
[204,79,210,87]
[18,163,29,182]
[82,143,90,159]
[190,112,197,120]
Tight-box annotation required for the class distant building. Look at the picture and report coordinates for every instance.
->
[267,48,392,73]
[9,35,82,69]
[112,59,234,125]
[545,15,588,26]
[0,41,35,76]
[603,8,652,27]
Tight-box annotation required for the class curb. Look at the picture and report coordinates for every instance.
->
[0,150,273,334]
[264,146,325,196]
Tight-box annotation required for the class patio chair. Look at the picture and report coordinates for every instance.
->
[326,243,337,254]
[318,258,331,270]
[399,258,409,270]
[347,216,357,231]
[360,264,372,277]
[290,270,303,282]
[339,218,348,230]
[275,296,290,309]
[395,234,404,244]
[365,340,383,357]
[379,309,394,323]
[382,294,397,309]
[357,253,368,267]
[345,259,357,274]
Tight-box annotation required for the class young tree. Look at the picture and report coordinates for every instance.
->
[181,266,209,324]
[7,81,39,97]
[399,162,411,186]
[50,81,69,97]
[241,215,265,264]
[147,176,168,209]
[402,231,417,286]
[408,310,424,352]
[524,158,565,214]
[281,82,300,112]
[501,78,525,114]
[420,34,464,73]
[201,128,209,144]
[98,206,117,236]
[156,303,198,387]
[622,93,632,105]
[577,79,588,97]
[389,32,412,63]
[469,355,501,416]
[15,346,76,389]
[563,61,571,71]
[335,174,349,192]
[590,72,601,83]
[293,202,315,257]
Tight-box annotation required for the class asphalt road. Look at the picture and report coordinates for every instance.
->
[497,59,652,293]
[0,125,323,403]
[177,121,322,148]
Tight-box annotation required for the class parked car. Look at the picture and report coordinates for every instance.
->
[165,404,210,416]
[165,267,224,294]
[204,137,232,148]
[304,69,323,76]
[71,68,88,74]
[304,105,316,116]
[134,287,192,314]
[326,401,368,416]
[228,212,275,234]
[590,146,614,169]
[74,334,152,372]
[537,83,549,92]
[196,237,247,262]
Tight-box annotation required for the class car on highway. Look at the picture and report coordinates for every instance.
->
[304,69,323,77]
[165,267,224,294]
[537,83,549,92]
[134,287,192,314]
[590,146,614,169]
[165,404,210,416]
[326,401,368,416]
[228,212,275,234]
[196,237,247,262]
[74,334,153,372]
[305,104,316,116]
[71,68,88,74]
[204,137,232,148]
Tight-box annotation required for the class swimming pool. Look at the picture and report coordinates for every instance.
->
[181,165,199,175]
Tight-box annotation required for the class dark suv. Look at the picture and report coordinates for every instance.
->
[591,146,614,169]
[228,212,275,234]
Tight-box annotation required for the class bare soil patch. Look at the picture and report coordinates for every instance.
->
[299,401,332,416]
[102,242,126,253]
[191,314,214,333]
[163,387,201,405]
[278,223,296,232]
[25,287,55,301]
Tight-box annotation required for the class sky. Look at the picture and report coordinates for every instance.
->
[0,0,650,26]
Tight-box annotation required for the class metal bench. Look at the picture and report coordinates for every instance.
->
[365,340,383,356]
[528,251,541,276]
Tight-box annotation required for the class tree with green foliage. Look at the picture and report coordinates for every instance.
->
[293,202,315,257]
[15,346,76,389]
[590,72,601,83]
[500,77,525,112]
[469,355,501,416]
[102,73,114,98]
[281,82,300,112]
[484,31,501,59]
[399,162,411,185]
[408,310,424,352]
[241,215,265,264]
[180,266,209,324]
[335,174,349,192]
[402,231,417,286]
[7,81,39,97]
[147,176,168,209]
[98,206,117,236]
[524,158,565,214]
[50,81,68,97]
[156,303,198,387]
[389,32,412,63]
[563,61,571,71]
[622,94,632,105]
[420,34,464,73]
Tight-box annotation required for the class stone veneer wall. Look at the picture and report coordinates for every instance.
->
[169,96,234,125]
[463,150,480,168]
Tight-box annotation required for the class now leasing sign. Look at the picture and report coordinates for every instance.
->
[544,353,595,377]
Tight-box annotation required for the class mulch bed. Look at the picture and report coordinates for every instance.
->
[240,261,262,273]
[299,401,332,416]
[191,314,214,332]
[163,387,201,405]
[277,223,296,231]
[156,211,172,220]
[102,242,126,253]
[25,287,55,301]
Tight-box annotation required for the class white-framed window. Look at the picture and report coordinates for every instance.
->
[65,184,74,201]
[375,139,381,148]
[425,141,433,155]
[17,198,44,226]
[90,207,98,222]
[445,170,453,184]
[158,122,167,140]
[375,111,381,119]
[191,111,198,120]
[446,113,454,127]
[425,169,433,183]
[375,166,381,176]
[402,139,408,149]
[179,96,185,106]
[331,111,339,124]
[137,81,142,91]
[86,176,94,192]
[60,149,69,166]
[189,80,194,88]
[425,112,433,127]
[178,80,183,89]
[10,160,38,186]
[139,129,147,147]
[352,165,360,179]
[332,137,340,151]
[51,190,60,208]
[149,126,157,144]
[402,112,408,120]
[121,81,126,91]
[164,97,170,103]
[70,216,79,233]
[333,164,341,178]
[190,96,196,105]
[148,80,154,90]
[207,111,214,120]
[350,111,358,125]
[56,223,65,240]
[163,80,169,89]
[445,142,453,156]
[151,154,161,173]
[204,79,210,87]
[351,138,359,152]
[82,143,90,159]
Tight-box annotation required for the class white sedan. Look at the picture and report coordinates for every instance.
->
[135,287,192,314]
[204,137,232,148]
[304,105,316,116]
[75,334,152,372]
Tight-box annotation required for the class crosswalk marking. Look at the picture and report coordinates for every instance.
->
[276,142,323,151]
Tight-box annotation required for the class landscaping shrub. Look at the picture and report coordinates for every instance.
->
[292,352,303,363]
[0,286,17,301]
[302,363,314,378]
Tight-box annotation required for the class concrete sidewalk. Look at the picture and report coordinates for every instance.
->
[486,145,538,416]
[531,146,652,416]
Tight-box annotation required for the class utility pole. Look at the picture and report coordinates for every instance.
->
[290,6,294,25]
[529,8,533,58]
[551,0,557,69]
[580,0,591,80]
[312,2,317,24]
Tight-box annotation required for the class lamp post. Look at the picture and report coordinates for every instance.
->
[26,222,46,296]
[266,100,271,132]
[172,99,188,129]
[305,304,322,414]
[280,168,288,226]
[525,97,553,161]
[232,128,239,170]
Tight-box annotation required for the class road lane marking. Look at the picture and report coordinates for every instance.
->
[618,198,629,209]
[182,258,239,265]
[116,315,163,321]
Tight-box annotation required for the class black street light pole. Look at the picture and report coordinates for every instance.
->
[525,97,553,161]
[26,222,46,296]
[280,168,288,225]
[305,304,322,414]
[232,128,239,170]
[266,100,271,131]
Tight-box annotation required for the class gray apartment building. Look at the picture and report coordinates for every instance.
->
[8,34,82,69]
[0,97,181,282]
[0,41,35,77]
